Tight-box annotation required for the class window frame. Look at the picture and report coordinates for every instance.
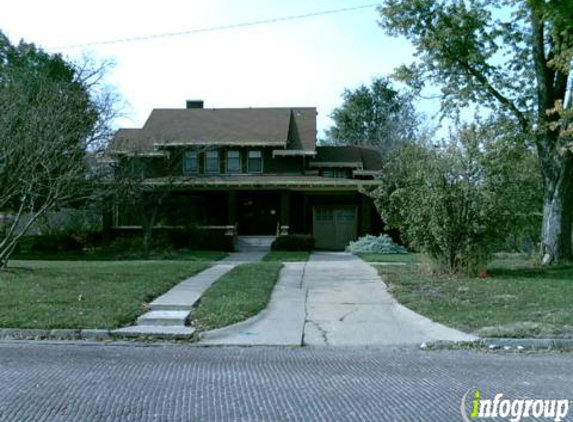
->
[183,150,198,174]
[204,150,220,174]
[226,150,242,174]
[247,150,263,173]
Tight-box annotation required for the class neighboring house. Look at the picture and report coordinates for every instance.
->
[107,100,384,250]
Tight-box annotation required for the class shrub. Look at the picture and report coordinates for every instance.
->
[371,123,542,275]
[25,234,83,253]
[271,234,315,251]
[169,228,235,252]
[346,234,408,254]
[81,231,103,248]
[107,228,235,252]
[107,235,143,252]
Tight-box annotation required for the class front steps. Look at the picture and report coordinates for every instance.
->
[115,309,195,339]
[137,310,190,326]
[235,236,275,252]
[113,264,237,339]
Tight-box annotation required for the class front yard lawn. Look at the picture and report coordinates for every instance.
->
[377,258,573,338]
[262,251,310,262]
[11,249,228,262]
[0,260,210,329]
[191,262,283,331]
[358,253,420,263]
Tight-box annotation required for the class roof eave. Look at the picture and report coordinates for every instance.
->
[272,150,317,157]
[154,141,287,148]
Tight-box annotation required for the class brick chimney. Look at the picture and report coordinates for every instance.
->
[186,100,204,109]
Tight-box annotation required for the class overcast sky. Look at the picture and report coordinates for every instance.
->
[0,0,425,136]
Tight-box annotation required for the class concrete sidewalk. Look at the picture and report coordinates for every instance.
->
[114,252,263,338]
[303,252,477,346]
[198,262,307,346]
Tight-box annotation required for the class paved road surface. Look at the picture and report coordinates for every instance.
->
[1,341,572,421]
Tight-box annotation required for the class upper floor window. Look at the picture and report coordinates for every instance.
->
[248,150,262,173]
[205,150,220,174]
[129,158,145,178]
[322,169,348,179]
[183,150,198,174]
[226,150,241,173]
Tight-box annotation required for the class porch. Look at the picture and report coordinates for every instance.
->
[112,188,382,250]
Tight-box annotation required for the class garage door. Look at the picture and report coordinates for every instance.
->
[313,206,357,250]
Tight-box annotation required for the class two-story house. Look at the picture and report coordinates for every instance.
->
[107,100,383,250]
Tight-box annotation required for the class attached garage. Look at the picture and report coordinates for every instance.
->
[313,206,358,250]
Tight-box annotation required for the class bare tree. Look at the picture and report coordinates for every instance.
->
[0,33,118,268]
[108,144,207,254]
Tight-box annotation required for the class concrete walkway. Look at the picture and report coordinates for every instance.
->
[199,262,307,346]
[113,252,263,338]
[199,252,476,346]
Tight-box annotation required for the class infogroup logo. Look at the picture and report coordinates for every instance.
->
[460,388,570,422]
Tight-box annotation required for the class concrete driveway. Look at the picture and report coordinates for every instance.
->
[199,252,476,346]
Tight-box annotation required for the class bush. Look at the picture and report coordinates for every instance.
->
[346,234,408,254]
[107,235,143,252]
[271,234,315,251]
[24,234,83,253]
[372,123,542,275]
[81,231,103,248]
[107,228,235,252]
[169,228,235,252]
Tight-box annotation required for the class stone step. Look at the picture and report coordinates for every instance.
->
[149,303,195,312]
[236,236,275,244]
[113,325,196,339]
[236,236,275,252]
[137,310,190,327]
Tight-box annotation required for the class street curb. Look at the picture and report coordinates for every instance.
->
[422,338,573,351]
[481,337,573,350]
[0,328,112,341]
[0,327,198,342]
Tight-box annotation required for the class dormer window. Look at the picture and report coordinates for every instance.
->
[248,150,263,173]
[205,150,220,174]
[183,150,198,174]
[226,150,241,173]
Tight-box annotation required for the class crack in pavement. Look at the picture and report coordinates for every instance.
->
[306,319,329,345]
[338,308,358,322]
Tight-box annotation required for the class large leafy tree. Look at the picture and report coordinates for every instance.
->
[374,120,542,274]
[378,0,573,264]
[0,31,115,268]
[325,77,420,156]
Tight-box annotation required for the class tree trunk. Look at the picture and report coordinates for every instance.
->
[540,152,573,265]
[142,206,159,256]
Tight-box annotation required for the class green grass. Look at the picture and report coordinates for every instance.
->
[358,253,420,263]
[376,257,573,338]
[0,260,211,329]
[262,251,310,262]
[12,249,228,262]
[191,262,283,330]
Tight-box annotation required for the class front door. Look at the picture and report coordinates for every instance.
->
[238,192,279,235]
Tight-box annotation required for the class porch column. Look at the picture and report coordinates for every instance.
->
[227,191,237,225]
[360,194,372,235]
[280,190,290,234]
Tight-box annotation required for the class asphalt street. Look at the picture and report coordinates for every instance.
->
[0,341,572,421]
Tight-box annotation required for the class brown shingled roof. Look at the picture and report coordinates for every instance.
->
[109,107,316,153]
[311,146,382,171]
